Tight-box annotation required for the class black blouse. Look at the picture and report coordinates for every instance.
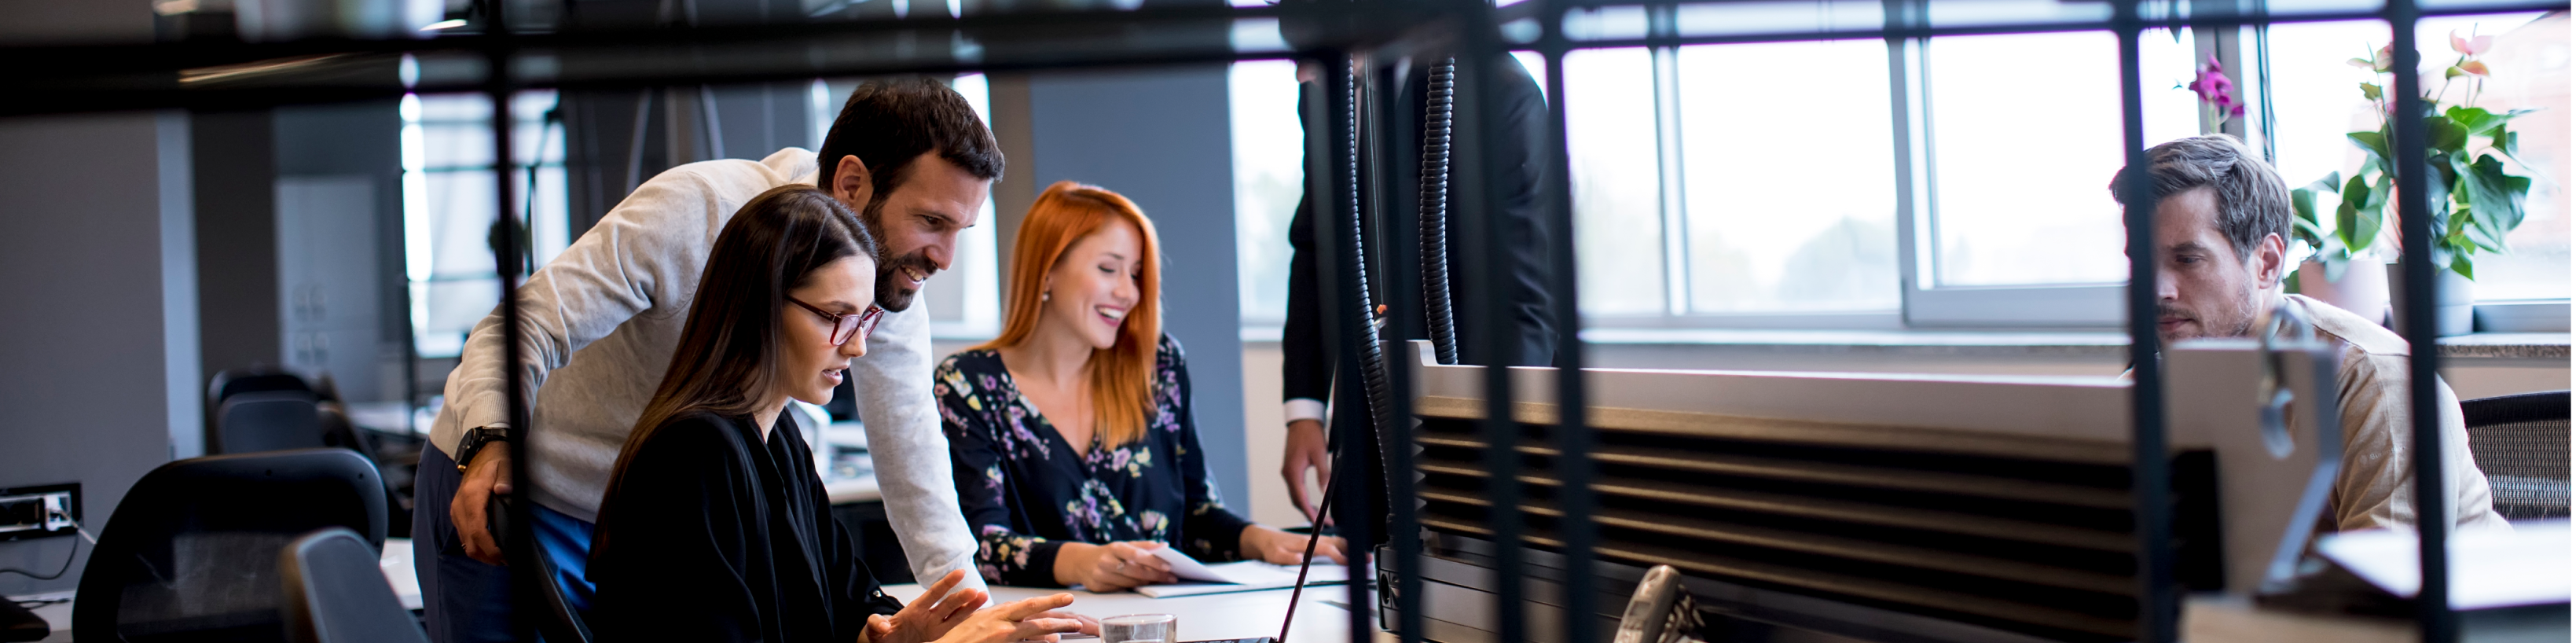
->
[936,334,1256,587]
[589,410,903,642]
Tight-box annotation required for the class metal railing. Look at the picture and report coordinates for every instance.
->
[5,0,2559,640]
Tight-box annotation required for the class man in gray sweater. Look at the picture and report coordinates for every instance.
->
[415,79,995,643]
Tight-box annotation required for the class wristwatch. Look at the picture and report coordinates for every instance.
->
[455,426,511,472]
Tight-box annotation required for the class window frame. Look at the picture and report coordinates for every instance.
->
[1580,13,2567,331]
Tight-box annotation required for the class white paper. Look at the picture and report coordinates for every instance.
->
[2316,519,2570,609]
[1132,549,1353,597]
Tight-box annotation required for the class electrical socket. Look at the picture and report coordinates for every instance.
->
[0,483,79,541]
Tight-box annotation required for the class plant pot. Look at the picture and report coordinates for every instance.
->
[2387,263,2475,337]
[2294,259,2391,324]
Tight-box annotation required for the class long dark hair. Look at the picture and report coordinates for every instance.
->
[603,185,879,500]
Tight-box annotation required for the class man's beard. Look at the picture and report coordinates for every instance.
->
[2157,282,2261,342]
[861,196,933,313]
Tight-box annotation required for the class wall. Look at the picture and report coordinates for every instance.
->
[0,112,199,596]
[1020,66,1253,505]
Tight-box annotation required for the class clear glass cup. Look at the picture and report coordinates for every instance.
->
[1099,614,1176,643]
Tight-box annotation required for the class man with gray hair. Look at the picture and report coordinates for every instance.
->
[2112,134,2505,532]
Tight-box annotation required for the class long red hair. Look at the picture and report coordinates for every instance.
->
[974,181,1162,448]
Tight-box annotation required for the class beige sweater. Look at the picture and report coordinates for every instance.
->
[2282,294,2510,532]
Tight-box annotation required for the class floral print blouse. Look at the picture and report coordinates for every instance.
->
[936,333,1255,587]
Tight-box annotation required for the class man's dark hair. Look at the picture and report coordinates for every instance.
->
[2110,134,2292,259]
[816,78,1005,212]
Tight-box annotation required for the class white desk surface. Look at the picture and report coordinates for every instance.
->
[884,582,1382,643]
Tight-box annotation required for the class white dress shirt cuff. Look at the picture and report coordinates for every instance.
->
[1282,398,1328,424]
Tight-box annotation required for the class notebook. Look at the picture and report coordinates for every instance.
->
[1131,548,1355,598]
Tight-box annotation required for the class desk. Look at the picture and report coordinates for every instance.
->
[884,583,1382,643]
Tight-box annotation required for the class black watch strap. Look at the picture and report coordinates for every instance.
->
[456,427,510,472]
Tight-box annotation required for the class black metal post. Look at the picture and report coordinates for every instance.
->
[481,2,541,638]
[2382,0,2453,640]
[1536,1,1598,641]
[2113,1,2177,641]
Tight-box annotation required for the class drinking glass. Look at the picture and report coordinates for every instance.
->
[1100,614,1176,643]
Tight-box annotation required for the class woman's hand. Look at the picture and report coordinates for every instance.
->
[1052,541,1178,592]
[1239,525,1346,567]
[932,594,1088,643]
[861,570,987,643]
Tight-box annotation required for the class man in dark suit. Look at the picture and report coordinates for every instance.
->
[1278,53,1558,528]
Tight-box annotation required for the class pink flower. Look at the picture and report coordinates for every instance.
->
[2190,55,2243,119]
[2449,30,2493,57]
[2460,60,2490,76]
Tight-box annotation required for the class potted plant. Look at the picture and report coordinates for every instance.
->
[2332,29,2537,336]
[2185,56,2400,320]
[2288,170,2392,322]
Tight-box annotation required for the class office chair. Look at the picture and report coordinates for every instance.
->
[214,390,327,454]
[206,369,313,406]
[73,449,387,643]
[278,528,427,643]
[2461,390,2570,520]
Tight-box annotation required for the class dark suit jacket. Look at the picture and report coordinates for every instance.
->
[1283,54,1559,405]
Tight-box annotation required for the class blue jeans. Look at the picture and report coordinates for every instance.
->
[415,446,597,643]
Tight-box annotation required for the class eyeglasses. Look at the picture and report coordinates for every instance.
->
[788,297,885,346]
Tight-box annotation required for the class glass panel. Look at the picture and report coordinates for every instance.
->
[1563,47,1668,315]
[1674,0,1882,39]
[2441,13,2567,299]
[1926,28,2200,287]
[403,89,572,355]
[1563,6,1649,42]
[418,278,499,358]
[1231,60,1303,326]
[1678,39,1899,313]
[423,171,498,279]
[1925,0,2110,28]
[2266,13,2565,300]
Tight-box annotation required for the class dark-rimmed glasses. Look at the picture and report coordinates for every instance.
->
[788,297,884,346]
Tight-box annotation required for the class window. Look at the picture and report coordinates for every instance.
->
[1557,24,2370,327]
[1925,30,2199,288]
[1564,47,1668,316]
[402,91,567,358]
[2265,13,2567,302]
[1676,39,1899,314]
[1233,60,1305,327]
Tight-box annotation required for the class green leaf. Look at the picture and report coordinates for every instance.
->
[2359,82,2384,100]
[2427,116,2469,153]
[2446,105,2505,136]
[2453,153,2530,252]
[2450,252,2476,281]
[2337,175,2384,252]
[2348,130,2392,166]
[2305,171,2343,193]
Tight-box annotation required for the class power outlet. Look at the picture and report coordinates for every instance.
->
[0,483,79,541]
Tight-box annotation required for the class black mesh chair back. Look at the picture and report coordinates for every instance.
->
[73,449,387,643]
[277,528,427,643]
[207,370,314,405]
[215,391,325,454]
[2461,390,2570,520]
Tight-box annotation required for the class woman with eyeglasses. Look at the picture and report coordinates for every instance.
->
[588,186,1086,643]
[937,182,1346,593]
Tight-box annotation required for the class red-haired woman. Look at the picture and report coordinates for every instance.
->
[937,181,1347,592]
